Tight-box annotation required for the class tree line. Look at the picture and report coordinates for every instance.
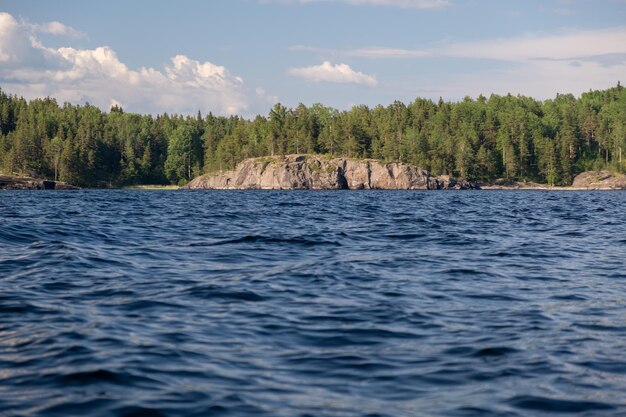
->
[0,83,624,186]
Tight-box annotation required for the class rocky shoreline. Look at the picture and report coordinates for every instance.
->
[182,155,626,191]
[0,174,78,190]
[479,171,626,190]
[3,160,624,191]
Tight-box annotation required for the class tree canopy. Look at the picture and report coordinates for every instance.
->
[0,83,624,186]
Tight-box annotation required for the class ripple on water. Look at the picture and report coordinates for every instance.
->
[1,190,626,416]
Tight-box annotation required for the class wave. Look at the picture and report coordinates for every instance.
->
[2,190,626,416]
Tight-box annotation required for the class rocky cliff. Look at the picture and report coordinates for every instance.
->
[182,155,476,190]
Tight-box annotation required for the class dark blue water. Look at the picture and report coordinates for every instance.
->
[1,190,626,417]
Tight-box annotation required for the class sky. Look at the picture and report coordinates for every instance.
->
[0,0,625,117]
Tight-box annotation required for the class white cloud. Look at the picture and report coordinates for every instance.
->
[437,27,626,99]
[430,27,626,100]
[294,27,626,62]
[0,12,273,116]
[288,61,378,86]
[262,0,449,9]
[0,12,65,68]
[31,21,85,38]
[291,26,626,99]
[442,27,626,62]
[436,59,624,102]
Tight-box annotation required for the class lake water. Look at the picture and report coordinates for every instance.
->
[1,190,626,416]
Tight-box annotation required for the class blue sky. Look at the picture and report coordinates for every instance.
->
[1,0,625,116]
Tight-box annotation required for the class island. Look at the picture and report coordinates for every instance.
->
[1,84,624,189]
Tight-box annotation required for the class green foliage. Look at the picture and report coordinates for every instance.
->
[165,125,198,183]
[1,84,625,186]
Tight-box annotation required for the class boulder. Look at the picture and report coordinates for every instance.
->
[572,171,626,190]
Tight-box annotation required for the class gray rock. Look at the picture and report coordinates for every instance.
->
[182,155,476,190]
[572,171,626,190]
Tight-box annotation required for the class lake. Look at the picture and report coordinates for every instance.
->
[1,190,626,416]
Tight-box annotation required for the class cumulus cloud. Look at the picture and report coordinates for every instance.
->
[262,0,449,9]
[0,12,65,68]
[288,61,378,86]
[0,12,271,116]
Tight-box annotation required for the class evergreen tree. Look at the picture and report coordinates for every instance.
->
[0,84,625,186]
[165,125,196,184]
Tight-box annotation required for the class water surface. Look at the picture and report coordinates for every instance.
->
[1,190,626,416]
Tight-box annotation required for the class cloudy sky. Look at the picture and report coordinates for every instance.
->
[1,0,625,116]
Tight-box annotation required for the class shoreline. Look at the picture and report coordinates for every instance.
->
[0,174,78,190]
[178,187,625,191]
[3,174,625,191]
[182,155,626,191]
[477,184,625,191]
[123,185,179,190]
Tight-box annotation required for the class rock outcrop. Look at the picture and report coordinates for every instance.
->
[572,171,626,190]
[0,174,78,190]
[182,155,477,190]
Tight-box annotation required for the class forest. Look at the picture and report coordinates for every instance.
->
[0,83,624,187]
